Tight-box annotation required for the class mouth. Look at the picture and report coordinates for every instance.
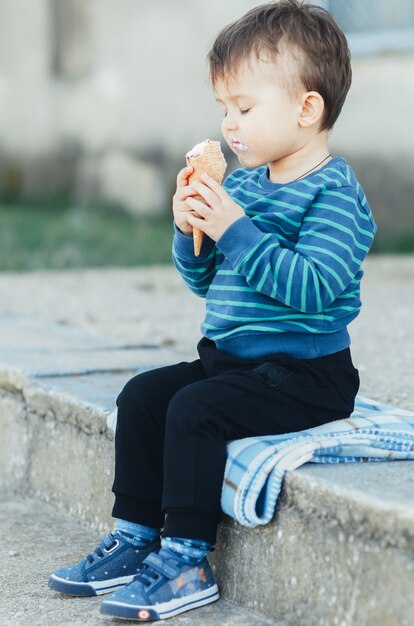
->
[229,137,248,152]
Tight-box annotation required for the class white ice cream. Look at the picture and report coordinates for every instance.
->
[186,139,211,158]
[230,136,248,152]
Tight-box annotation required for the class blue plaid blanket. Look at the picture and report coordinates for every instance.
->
[221,396,414,528]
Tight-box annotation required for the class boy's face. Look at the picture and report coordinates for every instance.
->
[213,54,305,171]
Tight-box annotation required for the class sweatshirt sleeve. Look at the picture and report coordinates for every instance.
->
[172,224,218,298]
[216,186,376,313]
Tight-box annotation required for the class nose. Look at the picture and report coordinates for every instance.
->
[222,112,238,132]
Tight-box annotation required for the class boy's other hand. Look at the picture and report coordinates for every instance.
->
[172,166,201,236]
[186,174,245,242]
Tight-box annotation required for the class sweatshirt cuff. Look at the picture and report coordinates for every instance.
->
[216,216,270,267]
[173,224,215,261]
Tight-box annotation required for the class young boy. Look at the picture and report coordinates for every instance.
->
[49,1,376,621]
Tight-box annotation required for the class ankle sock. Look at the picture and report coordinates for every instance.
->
[114,518,160,548]
[161,536,212,564]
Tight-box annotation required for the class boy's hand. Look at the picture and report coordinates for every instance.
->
[186,174,245,242]
[172,166,200,236]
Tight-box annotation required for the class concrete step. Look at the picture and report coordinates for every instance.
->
[0,493,275,626]
[1,330,414,626]
[1,259,414,626]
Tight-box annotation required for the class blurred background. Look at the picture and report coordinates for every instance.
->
[0,0,413,270]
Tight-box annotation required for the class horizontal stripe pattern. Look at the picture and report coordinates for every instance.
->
[172,157,376,357]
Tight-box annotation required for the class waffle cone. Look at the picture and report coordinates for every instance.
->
[186,140,227,256]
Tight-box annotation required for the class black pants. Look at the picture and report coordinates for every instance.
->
[112,338,359,544]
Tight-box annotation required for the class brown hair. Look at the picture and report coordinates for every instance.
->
[207,0,352,131]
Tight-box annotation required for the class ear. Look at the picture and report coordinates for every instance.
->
[297,91,325,128]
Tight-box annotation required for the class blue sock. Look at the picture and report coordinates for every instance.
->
[161,536,212,564]
[114,518,160,548]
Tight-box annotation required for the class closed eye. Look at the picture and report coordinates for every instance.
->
[221,107,251,118]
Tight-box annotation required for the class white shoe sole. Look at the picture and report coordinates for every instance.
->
[101,584,220,620]
[49,572,134,596]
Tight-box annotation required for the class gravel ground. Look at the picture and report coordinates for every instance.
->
[0,493,275,626]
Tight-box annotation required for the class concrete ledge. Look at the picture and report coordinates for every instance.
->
[1,260,414,626]
[2,359,414,626]
[0,369,115,531]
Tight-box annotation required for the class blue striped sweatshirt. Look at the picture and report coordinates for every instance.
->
[173,156,377,359]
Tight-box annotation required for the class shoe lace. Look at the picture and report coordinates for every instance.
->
[86,533,118,563]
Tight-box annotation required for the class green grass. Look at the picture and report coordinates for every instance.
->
[0,200,413,272]
[0,201,174,270]
[370,230,414,254]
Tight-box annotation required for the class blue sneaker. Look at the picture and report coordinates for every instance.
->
[100,547,219,621]
[48,532,160,596]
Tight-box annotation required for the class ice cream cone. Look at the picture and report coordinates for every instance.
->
[185,139,227,256]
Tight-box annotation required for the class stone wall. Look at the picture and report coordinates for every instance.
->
[0,0,412,232]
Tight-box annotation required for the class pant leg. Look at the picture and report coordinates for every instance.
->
[111,359,205,528]
[162,347,359,543]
